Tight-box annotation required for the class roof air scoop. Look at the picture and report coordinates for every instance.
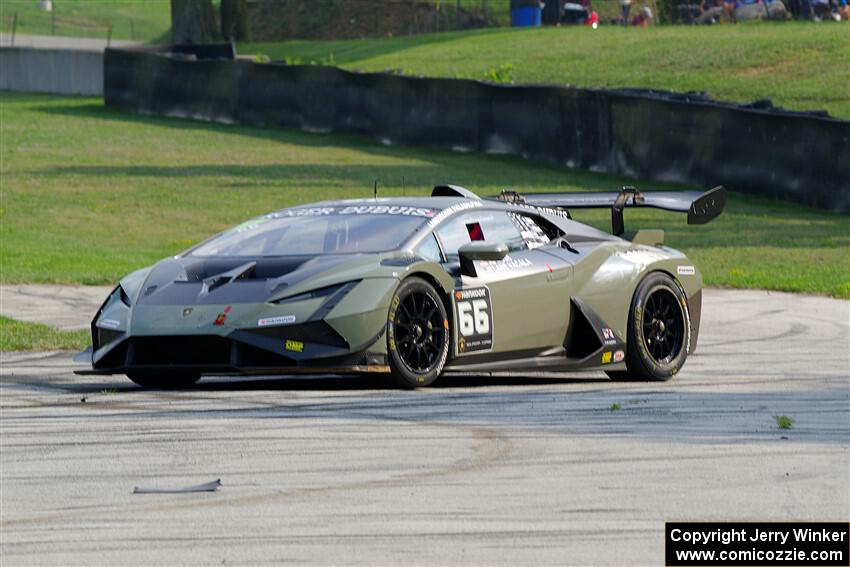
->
[199,261,256,297]
[432,185,480,199]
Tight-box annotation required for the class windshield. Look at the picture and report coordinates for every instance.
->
[189,206,437,257]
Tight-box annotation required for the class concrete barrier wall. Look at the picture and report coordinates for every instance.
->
[0,47,102,96]
[104,47,850,212]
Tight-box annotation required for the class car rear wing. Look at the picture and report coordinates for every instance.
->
[493,185,727,236]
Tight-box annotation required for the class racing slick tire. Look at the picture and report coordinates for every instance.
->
[607,272,690,382]
[386,277,450,388]
[126,372,201,389]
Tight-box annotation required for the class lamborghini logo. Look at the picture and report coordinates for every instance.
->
[181,308,193,317]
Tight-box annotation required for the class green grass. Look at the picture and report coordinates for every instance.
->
[0,316,89,351]
[240,23,850,119]
[774,415,794,429]
[1,93,848,298]
[1,0,171,42]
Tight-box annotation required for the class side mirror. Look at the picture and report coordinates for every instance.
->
[458,242,508,277]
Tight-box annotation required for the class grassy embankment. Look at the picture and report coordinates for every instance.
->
[241,23,849,119]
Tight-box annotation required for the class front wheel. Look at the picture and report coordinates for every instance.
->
[386,277,450,388]
[607,272,690,381]
[127,371,201,389]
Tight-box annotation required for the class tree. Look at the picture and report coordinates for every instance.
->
[170,0,218,44]
[221,0,250,41]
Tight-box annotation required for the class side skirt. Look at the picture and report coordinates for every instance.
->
[443,346,626,373]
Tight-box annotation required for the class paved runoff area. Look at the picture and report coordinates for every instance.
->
[1,287,848,565]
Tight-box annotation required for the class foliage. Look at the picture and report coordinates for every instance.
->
[774,415,794,429]
[482,62,514,84]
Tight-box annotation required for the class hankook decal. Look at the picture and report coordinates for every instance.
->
[453,286,493,355]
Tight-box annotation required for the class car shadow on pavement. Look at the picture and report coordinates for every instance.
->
[66,373,612,393]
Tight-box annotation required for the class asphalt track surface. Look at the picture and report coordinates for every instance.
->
[1,288,848,565]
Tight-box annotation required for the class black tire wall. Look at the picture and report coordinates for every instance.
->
[104,47,850,212]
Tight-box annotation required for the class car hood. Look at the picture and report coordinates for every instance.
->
[130,253,399,306]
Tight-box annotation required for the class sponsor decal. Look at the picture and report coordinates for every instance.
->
[99,318,120,329]
[616,249,670,267]
[477,255,533,273]
[258,315,296,327]
[426,201,483,227]
[509,212,552,248]
[213,305,232,326]
[338,205,437,217]
[511,202,572,220]
[601,352,613,364]
[613,350,625,363]
[266,207,335,218]
[181,308,193,318]
[266,205,438,219]
[677,265,696,276]
[285,339,304,353]
[454,286,493,355]
[232,217,273,233]
[601,327,616,344]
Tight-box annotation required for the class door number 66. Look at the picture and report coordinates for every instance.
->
[458,300,490,336]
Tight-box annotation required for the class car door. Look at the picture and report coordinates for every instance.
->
[434,208,572,357]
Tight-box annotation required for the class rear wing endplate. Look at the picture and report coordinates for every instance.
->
[496,186,727,236]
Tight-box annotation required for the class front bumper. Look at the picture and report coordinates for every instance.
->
[76,320,389,376]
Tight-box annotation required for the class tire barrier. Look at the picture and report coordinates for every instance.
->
[104,46,850,212]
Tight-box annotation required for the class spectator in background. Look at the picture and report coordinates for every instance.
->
[735,0,766,20]
[631,6,654,24]
[695,0,727,22]
[620,0,632,23]
[813,0,844,18]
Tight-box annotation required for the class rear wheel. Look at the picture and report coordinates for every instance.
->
[607,272,690,381]
[126,372,201,389]
[386,277,450,388]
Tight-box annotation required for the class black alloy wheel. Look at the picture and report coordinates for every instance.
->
[386,277,450,388]
[641,287,683,364]
[607,271,690,381]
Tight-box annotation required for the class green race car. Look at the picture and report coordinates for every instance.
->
[76,184,726,388]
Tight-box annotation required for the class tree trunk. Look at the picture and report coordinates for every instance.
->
[170,0,218,44]
[221,0,250,41]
